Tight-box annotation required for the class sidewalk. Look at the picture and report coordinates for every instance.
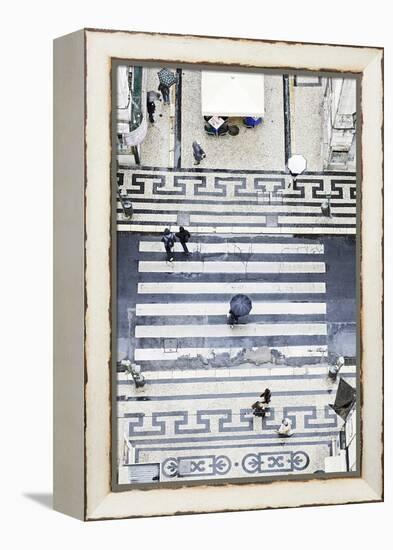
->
[140,66,175,167]
[290,75,325,171]
[181,70,285,171]
[136,68,329,173]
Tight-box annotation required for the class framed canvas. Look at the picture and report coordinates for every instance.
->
[53,29,383,520]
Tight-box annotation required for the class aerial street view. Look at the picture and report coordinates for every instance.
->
[114,64,358,486]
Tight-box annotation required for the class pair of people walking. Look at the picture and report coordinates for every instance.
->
[251,389,295,437]
[251,388,272,418]
[161,226,191,262]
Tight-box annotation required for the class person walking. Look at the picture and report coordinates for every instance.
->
[277,418,294,437]
[192,141,206,165]
[158,82,170,104]
[328,355,345,380]
[251,388,271,418]
[175,226,191,254]
[227,309,240,328]
[252,400,267,417]
[321,198,331,217]
[260,388,272,405]
[147,98,156,123]
[161,228,176,262]
[227,294,252,328]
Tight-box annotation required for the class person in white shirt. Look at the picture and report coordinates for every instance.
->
[277,418,294,437]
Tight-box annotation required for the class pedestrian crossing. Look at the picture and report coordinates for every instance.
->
[130,235,328,369]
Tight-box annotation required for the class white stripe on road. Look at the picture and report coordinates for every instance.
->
[278,215,356,225]
[134,345,328,361]
[139,241,324,254]
[117,224,356,235]
[119,200,356,215]
[137,281,326,294]
[135,302,327,316]
[134,323,327,339]
[138,261,326,274]
[190,214,266,224]
[123,213,177,223]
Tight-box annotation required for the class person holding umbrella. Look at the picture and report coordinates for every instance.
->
[158,82,170,104]
[227,294,252,328]
[287,154,307,188]
[157,68,177,105]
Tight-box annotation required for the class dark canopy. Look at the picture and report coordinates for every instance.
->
[329,378,356,421]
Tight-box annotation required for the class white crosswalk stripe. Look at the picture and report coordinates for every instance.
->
[135,323,327,339]
[138,261,326,274]
[138,281,326,294]
[136,302,326,316]
[139,241,324,254]
[133,345,328,361]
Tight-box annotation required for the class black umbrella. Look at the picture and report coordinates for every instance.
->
[157,68,177,88]
[229,294,252,317]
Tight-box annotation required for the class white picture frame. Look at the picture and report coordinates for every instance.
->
[53,29,383,520]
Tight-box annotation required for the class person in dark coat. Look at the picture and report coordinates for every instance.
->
[192,141,206,165]
[161,228,176,262]
[147,99,156,123]
[158,82,170,104]
[227,309,240,327]
[251,388,272,418]
[251,400,267,418]
[175,226,191,254]
[260,388,272,405]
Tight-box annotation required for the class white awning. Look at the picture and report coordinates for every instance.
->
[201,71,265,117]
[117,66,130,109]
